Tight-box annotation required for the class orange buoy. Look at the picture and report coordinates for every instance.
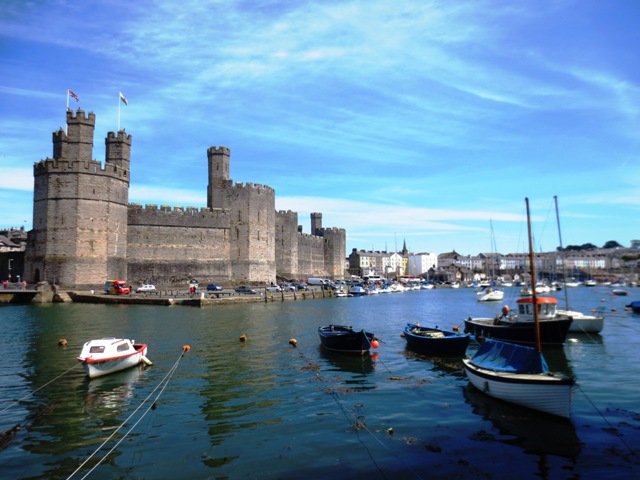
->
[182,345,191,351]
[371,339,380,349]
[452,325,459,332]
[289,338,297,346]
[58,338,67,346]
[239,334,247,342]
[400,332,405,338]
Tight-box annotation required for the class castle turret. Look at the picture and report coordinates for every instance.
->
[52,109,95,161]
[311,212,323,236]
[207,146,231,209]
[105,130,132,172]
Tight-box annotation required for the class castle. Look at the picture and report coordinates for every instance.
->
[24,109,346,288]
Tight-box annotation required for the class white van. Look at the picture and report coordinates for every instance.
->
[307,278,327,286]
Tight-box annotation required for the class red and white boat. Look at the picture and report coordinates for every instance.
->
[77,338,151,379]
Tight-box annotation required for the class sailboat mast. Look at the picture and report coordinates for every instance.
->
[554,196,570,310]
[525,197,543,353]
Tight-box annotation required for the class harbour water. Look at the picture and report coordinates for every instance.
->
[1,286,639,479]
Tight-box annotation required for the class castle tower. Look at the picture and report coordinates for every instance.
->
[311,212,323,236]
[207,146,231,209]
[105,130,131,171]
[322,227,347,280]
[228,182,277,284]
[24,109,131,287]
[275,210,299,279]
[52,109,95,161]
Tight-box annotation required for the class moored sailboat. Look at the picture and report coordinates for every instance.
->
[463,197,574,418]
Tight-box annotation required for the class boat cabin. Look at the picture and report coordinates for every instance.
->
[516,297,558,320]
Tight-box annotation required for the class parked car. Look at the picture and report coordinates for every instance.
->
[104,279,130,295]
[280,283,296,292]
[206,284,223,291]
[136,284,156,293]
[266,285,281,292]
[296,283,308,291]
[235,285,257,294]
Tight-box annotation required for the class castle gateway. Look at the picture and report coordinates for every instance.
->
[24,109,346,288]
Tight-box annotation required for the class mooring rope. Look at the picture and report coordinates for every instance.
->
[576,384,638,460]
[67,346,189,480]
[364,334,392,374]
[0,363,82,416]
[295,344,423,480]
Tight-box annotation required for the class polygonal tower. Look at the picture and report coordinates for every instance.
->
[207,146,231,209]
[25,109,132,287]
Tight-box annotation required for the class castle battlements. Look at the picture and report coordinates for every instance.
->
[231,182,274,194]
[128,202,230,228]
[320,227,347,235]
[298,232,324,243]
[207,146,231,155]
[33,158,128,179]
[106,131,133,144]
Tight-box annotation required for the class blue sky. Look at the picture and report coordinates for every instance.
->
[1,0,639,256]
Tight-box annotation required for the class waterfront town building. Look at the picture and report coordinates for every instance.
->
[22,109,346,288]
[347,246,639,284]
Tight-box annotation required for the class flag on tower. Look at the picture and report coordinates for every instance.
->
[119,91,128,105]
[68,89,79,101]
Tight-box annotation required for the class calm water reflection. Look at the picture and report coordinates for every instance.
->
[1,287,639,479]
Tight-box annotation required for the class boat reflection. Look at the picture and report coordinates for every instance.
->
[463,384,581,458]
[318,347,375,376]
[403,347,467,378]
[82,364,144,412]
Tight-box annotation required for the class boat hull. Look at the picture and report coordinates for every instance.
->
[79,343,148,379]
[463,359,573,418]
[558,310,604,333]
[403,324,469,356]
[627,301,640,314]
[318,325,375,355]
[463,317,572,347]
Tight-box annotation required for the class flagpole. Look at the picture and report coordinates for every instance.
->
[118,92,121,132]
[66,90,69,134]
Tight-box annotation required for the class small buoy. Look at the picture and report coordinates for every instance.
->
[611,308,616,312]
[601,298,606,302]
[239,334,247,342]
[591,309,596,313]
[371,339,379,349]
[289,338,297,347]
[141,356,153,366]
[387,427,394,435]
[400,332,405,338]
[182,345,191,351]
[58,338,67,346]
[452,325,459,332]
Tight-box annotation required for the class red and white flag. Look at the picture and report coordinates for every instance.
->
[119,91,128,105]
[68,89,79,101]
